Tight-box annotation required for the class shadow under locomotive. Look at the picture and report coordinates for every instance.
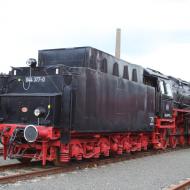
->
[0,47,190,165]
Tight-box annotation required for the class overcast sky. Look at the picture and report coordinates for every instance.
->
[0,0,190,80]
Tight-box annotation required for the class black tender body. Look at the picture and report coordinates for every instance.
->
[0,47,155,139]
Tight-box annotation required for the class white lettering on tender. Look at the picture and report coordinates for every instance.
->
[25,77,46,83]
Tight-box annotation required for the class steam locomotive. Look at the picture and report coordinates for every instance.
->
[0,47,190,165]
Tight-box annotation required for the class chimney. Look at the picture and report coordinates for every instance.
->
[115,28,121,59]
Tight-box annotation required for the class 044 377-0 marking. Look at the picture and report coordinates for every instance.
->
[25,76,46,83]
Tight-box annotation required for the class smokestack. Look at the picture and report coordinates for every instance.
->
[115,28,121,59]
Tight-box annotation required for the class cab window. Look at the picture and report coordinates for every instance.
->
[159,80,173,97]
[165,82,173,97]
[160,81,165,94]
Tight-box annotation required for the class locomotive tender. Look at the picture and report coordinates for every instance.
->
[0,47,190,165]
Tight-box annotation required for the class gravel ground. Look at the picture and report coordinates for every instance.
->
[0,155,19,165]
[1,149,190,190]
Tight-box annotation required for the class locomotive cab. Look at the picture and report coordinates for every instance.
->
[144,68,173,118]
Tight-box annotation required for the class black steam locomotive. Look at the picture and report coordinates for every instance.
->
[0,47,190,165]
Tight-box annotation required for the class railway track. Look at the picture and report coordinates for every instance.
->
[0,146,189,185]
[167,178,190,190]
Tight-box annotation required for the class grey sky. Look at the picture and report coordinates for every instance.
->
[0,0,189,80]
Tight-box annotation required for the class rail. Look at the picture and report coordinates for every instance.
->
[167,178,190,190]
